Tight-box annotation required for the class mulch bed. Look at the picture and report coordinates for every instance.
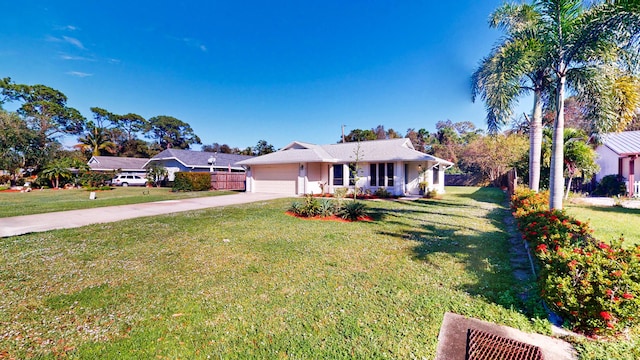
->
[285,211,373,222]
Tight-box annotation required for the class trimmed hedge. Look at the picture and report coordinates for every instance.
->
[511,188,640,335]
[172,172,211,192]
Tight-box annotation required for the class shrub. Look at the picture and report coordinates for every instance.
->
[511,187,549,218]
[319,199,336,217]
[0,174,11,185]
[374,187,392,198]
[424,189,438,199]
[301,195,321,217]
[511,188,640,335]
[339,201,368,221]
[594,175,627,197]
[32,176,50,189]
[288,201,304,216]
[538,237,640,333]
[333,187,348,199]
[289,197,337,218]
[172,172,211,192]
[79,171,114,188]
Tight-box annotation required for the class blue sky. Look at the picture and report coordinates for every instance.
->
[1,1,529,150]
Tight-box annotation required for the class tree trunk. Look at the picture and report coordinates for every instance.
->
[529,89,544,193]
[550,74,566,210]
[565,174,573,200]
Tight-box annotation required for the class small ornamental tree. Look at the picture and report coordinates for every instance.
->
[146,163,167,187]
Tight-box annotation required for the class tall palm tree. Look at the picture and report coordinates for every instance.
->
[472,3,552,192]
[75,121,117,157]
[535,0,640,209]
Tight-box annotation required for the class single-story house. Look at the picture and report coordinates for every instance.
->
[236,138,454,196]
[87,156,149,176]
[144,149,253,181]
[595,130,640,197]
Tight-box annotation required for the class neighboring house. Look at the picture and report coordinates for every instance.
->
[236,138,454,196]
[144,149,253,181]
[595,131,640,197]
[87,156,149,176]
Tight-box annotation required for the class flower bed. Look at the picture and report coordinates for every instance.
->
[289,195,370,221]
[511,188,640,335]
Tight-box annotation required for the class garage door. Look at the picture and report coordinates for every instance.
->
[253,164,298,194]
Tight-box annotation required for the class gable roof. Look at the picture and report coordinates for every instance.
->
[88,156,149,171]
[145,149,253,169]
[237,138,454,166]
[600,131,640,156]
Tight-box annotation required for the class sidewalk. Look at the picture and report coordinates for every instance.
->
[0,192,289,238]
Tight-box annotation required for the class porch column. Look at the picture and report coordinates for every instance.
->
[618,157,624,182]
[328,164,334,193]
[629,156,636,197]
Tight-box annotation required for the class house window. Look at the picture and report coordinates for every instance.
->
[349,163,356,185]
[370,164,377,186]
[378,163,385,188]
[333,164,344,186]
[370,163,394,187]
[433,165,440,185]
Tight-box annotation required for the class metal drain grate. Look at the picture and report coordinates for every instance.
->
[466,328,544,360]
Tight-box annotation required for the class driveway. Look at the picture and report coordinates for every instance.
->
[0,192,290,237]
[570,196,640,209]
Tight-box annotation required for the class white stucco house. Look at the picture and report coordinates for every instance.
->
[236,138,454,196]
[595,131,640,197]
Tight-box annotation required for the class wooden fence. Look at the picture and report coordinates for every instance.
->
[210,172,246,191]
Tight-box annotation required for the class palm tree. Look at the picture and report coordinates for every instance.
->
[536,0,640,209]
[562,128,599,199]
[75,121,117,157]
[472,3,552,192]
[40,159,73,188]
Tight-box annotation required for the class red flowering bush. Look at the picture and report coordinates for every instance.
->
[511,188,640,334]
[539,238,640,333]
[511,187,549,218]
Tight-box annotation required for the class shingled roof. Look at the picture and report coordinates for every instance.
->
[601,131,640,156]
[146,149,253,170]
[88,156,149,171]
[236,138,454,166]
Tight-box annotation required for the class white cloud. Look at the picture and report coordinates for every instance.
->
[66,71,93,77]
[59,53,94,61]
[108,58,121,64]
[169,36,207,52]
[62,36,85,49]
[65,25,77,31]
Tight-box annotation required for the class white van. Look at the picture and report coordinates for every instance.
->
[111,174,148,187]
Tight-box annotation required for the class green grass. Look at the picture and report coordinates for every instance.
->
[0,187,235,218]
[1,187,634,359]
[565,203,640,247]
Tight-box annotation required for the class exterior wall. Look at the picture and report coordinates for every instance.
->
[152,159,185,181]
[246,161,448,196]
[595,146,621,182]
[304,162,327,194]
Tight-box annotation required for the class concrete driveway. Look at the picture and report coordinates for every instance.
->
[0,192,290,237]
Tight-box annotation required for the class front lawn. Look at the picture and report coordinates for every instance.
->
[0,187,234,218]
[4,187,633,359]
[565,203,640,247]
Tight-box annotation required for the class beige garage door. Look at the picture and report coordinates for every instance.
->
[253,164,298,194]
